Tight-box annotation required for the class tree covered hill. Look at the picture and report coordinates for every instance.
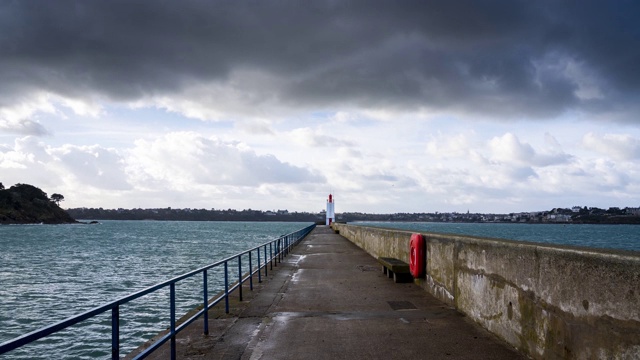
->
[0,183,76,224]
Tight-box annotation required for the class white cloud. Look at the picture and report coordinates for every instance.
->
[0,93,57,121]
[237,119,275,135]
[489,133,572,167]
[0,92,106,136]
[0,92,57,136]
[2,2,640,215]
[59,97,104,118]
[489,133,536,165]
[425,133,472,158]
[531,156,639,207]
[2,117,639,213]
[289,127,353,148]
[0,132,327,209]
[0,137,133,204]
[0,138,62,197]
[582,132,640,161]
[49,144,131,190]
[126,132,321,190]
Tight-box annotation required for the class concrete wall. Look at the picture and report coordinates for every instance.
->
[332,223,640,360]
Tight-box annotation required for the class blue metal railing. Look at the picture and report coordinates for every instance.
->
[0,223,316,359]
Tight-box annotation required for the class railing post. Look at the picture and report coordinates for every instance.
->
[249,251,254,290]
[265,245,269,275]
[224,261,229,314]
[286,235,290,255]
[111,305,119,360]
[170,283,176,360]
[257,247,262,282]
[238,254,243,302]
[271,242,275,268]
[203,270,209,335]
[0,224,316,360]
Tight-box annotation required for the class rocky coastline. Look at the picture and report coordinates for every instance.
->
[0,183,77,225]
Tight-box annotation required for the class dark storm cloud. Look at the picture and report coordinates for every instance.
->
[1,0,639,120]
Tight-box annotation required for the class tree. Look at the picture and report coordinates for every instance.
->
[13,183,48,201]
[0,182,4,190]
[50,193,65,206]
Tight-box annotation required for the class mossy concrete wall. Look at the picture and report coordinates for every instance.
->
[332,223,640,359]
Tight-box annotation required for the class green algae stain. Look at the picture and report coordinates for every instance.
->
[517,292,538,354]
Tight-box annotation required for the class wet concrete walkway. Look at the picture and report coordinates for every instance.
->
[143,226,525,359]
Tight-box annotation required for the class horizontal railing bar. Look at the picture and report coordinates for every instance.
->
[0,302,113,353]
[250,267,260,277]
[176,308,206,333]
[228,282,240,294]
[0,223,316,357]
[135,253,287,359]
[132,331,172,360]
[208,292,226,308]
[136,228,311,356]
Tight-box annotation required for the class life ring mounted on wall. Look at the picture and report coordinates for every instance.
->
[409,233,425,278]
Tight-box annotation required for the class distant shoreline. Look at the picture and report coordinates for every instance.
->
[65,206,640,225]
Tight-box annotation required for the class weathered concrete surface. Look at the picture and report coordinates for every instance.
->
[333,223,640,360]
[139,226,524,359]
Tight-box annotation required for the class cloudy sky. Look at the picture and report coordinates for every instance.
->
[1,1,640,214]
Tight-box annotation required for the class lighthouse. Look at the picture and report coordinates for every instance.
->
[326,194,335,225]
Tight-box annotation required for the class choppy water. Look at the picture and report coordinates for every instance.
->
[0,221,311,359]
[353,222,640,252]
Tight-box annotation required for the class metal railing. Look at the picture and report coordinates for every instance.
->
[0,223,316,359]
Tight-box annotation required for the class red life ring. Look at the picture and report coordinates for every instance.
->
[409,233,425,278]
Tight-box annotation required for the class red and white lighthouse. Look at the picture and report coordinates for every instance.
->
[326,194,335,225]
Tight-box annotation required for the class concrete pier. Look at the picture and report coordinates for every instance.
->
[141,226,524,359]
[333,223,640,359]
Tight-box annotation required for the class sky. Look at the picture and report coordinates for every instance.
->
[1,1,640,214]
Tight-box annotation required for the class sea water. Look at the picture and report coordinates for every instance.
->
[0,221,312,359]
[2,221,638,358]
[352,221,640,252]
